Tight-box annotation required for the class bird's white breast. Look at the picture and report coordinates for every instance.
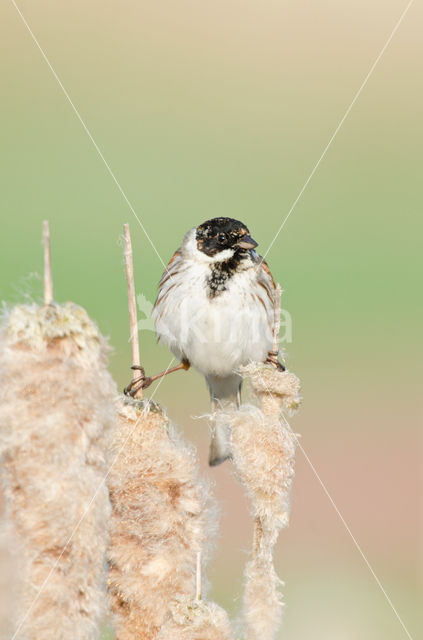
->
[152,249,273,378]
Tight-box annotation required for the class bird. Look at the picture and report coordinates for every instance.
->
[125,217,283,466]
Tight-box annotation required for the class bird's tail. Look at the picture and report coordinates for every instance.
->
[206,374,241,467]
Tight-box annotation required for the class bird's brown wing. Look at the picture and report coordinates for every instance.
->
[152,249,183,316]
[157,250,182,287]
[254,254,285,367]
[254,254,277,304]
[251,253,283,345]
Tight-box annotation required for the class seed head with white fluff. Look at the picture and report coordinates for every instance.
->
[107,397,231,640]
[229,363,301,640]
[0,302,117,640]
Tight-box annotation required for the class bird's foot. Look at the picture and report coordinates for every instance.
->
[123,365,153,397]
[266,350,286,371]
[124,360,191,396]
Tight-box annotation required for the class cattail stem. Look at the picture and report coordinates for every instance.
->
[195,551,202,601]
[43,220,53,306]
[123,223,141,395]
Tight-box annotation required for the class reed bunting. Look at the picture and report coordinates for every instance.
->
[125,217,283,465]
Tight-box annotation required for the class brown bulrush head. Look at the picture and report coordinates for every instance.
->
[229,363,301,640]
[107,398,232,640]
[0,303,117,639]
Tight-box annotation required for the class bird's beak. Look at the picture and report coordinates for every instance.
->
[237,235,258,250]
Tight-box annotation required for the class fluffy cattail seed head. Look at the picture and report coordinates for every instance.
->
[0,302,117,639]
[229,363,301,640]
[107,397,222,640]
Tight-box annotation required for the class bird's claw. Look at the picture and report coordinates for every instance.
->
[124,365,153,397]
[266,350,286,371]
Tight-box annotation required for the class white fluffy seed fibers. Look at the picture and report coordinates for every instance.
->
[0,303,117,640]
[230,363,301,640]
[107,398,230,640]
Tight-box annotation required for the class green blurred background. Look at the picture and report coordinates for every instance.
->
[1,0,421,637]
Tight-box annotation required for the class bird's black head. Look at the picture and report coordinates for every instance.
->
[196,217,258,257]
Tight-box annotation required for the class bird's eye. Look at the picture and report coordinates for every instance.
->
[217,233,227,244]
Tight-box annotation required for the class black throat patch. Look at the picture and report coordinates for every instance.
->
[207,251,250,298]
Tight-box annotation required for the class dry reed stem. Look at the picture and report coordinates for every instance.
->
[0,303,117,639]
[107,398,226,640]
[123,224,141,393]
[195,551,202,601]
[229,363,301,640]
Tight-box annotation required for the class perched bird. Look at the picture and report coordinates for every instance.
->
[126,217,282,465]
